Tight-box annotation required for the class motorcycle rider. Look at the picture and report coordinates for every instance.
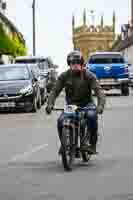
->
[45,50,106,154]
[46,68,57,94]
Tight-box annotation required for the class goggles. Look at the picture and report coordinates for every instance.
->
[70,59,81,65]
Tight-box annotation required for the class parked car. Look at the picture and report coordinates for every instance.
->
[14,56,50,78]
[86,52,129,96]
[0,64,41,112]
[128,63,133,88]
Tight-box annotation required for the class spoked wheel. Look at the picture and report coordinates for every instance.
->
[61,127,74,171]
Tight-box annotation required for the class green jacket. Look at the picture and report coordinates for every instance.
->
[47,69,106,108]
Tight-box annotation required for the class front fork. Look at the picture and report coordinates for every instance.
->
[63,119,81,153]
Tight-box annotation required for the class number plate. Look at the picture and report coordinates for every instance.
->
[99,78,115,84]
[100,78,114,82]
[64,105,77,113]
[0,102,15,108]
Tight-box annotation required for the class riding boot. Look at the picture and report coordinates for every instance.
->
[88,129,98,154]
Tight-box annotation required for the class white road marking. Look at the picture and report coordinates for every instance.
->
[10,143,48,162]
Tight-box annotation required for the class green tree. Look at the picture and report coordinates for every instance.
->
[0,22,27,56]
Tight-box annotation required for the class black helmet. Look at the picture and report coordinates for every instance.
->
[67,50,84,66]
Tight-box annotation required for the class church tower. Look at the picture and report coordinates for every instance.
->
[72,11,116,61]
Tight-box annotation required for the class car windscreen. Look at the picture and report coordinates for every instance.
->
[15,59,49,70]
[89,54,125,64]
[15,59,38,64]
[0,66,30,81]
[39,60,49,70]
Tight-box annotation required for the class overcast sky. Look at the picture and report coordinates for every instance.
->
[7,0,130,72]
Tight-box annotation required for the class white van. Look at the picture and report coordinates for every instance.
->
[14,56,50,77]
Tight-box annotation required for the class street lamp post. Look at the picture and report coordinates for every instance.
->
[32,0,36,56]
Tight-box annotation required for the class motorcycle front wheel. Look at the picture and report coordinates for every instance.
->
[61,127,74,171]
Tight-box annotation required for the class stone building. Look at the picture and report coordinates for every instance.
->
[111,0,133,64]
[72,10,116,61]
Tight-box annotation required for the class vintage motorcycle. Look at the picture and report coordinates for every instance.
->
[54,103,97,171]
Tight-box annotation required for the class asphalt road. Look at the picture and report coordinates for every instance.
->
[0,90,133,200]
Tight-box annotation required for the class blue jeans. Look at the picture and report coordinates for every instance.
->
[57,104,98,146]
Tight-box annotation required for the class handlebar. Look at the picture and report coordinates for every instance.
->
[53,105,96,112]
[53,107,64,111]
[52,105,103,115]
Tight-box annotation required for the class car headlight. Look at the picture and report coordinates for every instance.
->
[20,85,33,95]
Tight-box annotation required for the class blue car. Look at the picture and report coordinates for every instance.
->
[86,52,129,96]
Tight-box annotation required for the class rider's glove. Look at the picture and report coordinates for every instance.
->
[45,105,53,115]
[97,105,104,114]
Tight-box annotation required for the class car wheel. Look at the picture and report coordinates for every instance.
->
[121,84,129,96]
[37,94,41,109]
[24,106,32,113]
[31,96,38,112]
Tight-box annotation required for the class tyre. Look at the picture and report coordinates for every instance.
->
[37,94,41,109]
[31,96,38,112]
[121,84,129,96]
[61,127,74,171]
[81,124,91,162]
[41,90,46,105]
[24,106,32,113]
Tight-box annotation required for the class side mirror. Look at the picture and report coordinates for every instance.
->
[32,75,38,82]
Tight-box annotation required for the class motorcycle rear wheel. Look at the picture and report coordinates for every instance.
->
[80,124,91,162]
